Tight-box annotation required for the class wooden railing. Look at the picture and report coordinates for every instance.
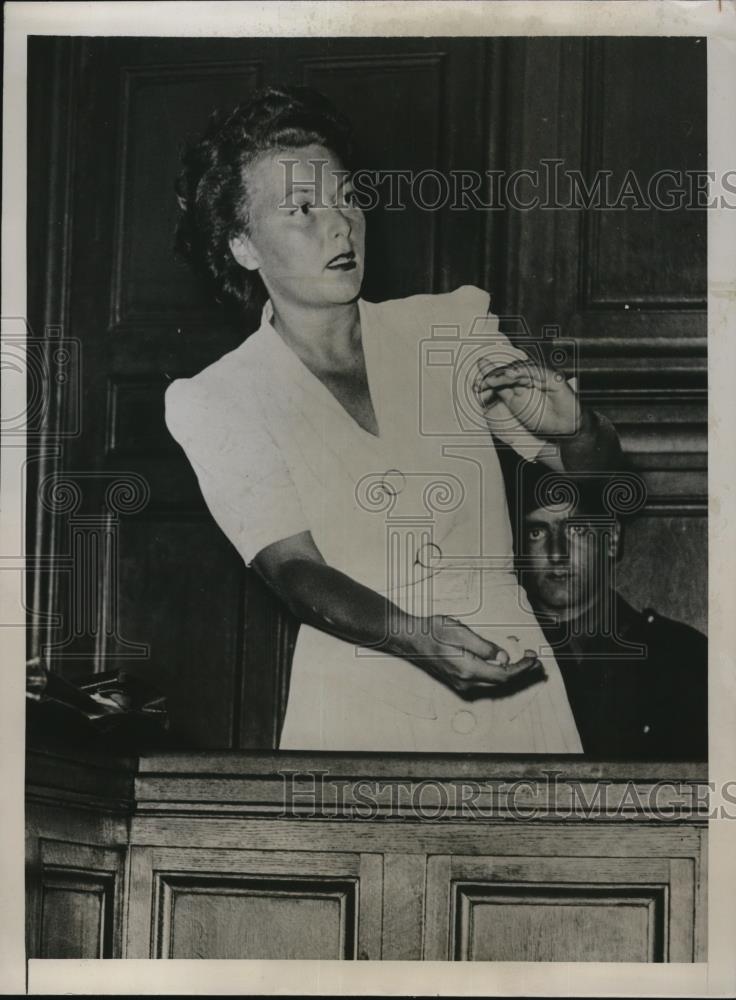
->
[27,749,708,961]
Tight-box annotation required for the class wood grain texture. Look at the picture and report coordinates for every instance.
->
[447,855,669,961]
[380,853,424,960]
[26,750,708,962]
[423,855,452,960]
[160,877,354,959]
[123,846,155,958]
[426,853,687,961]
[40,878,110,958]
[357,853,384,960]
[694,827,708,961]
[668,858,696,962]
[126,844,375,959]
[35,839,124,959]
[129,816,705,860]
[456,886,662,962]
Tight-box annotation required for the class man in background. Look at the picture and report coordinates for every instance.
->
[510,462,708,760]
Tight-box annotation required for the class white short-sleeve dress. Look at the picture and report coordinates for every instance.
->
[165,285,583,753]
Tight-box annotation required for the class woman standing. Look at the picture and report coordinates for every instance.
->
[166,86,620,752]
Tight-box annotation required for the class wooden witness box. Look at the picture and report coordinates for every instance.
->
[26,751,707,962]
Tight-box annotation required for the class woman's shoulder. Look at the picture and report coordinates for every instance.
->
[363,284,492,331]
[164,335,265,441]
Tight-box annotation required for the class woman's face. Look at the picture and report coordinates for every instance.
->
[230,143,365,311]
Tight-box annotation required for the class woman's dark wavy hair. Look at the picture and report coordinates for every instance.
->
[175,85,353,318]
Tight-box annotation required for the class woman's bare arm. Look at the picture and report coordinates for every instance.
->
[252,531,541,696]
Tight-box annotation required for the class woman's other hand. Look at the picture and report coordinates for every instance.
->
[410,614,544,696]
[475,356,580,438]
[254,534,545,698]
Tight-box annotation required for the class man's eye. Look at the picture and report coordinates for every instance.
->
[568,524,587,536]
[527,528,544,541]
[290,202,311,216]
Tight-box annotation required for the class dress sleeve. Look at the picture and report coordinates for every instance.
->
[426,285,558,461]
[165,376,311,567]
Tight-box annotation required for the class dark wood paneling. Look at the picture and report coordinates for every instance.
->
[616,515,708,635]
[115,516,245,747]
[111,62,263,329]
[106,375,175,458]
[584,38,706,308]
[26,38,83,667]
[302,51,444,301]
[500,36,706,378]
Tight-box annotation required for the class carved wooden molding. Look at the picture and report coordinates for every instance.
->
[26,749,708,961]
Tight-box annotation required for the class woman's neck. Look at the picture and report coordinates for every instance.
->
[269,298,361,372]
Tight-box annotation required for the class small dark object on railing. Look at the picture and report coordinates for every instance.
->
[26,659,170,750]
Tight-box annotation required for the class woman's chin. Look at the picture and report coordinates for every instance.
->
[314,271,364,302]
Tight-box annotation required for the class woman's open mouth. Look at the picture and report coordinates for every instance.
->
[325,251,356,271]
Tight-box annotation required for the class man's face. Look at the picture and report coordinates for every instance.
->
[522,502,614,618]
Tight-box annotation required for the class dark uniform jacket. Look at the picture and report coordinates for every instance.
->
[492,439,708,760]
[540,593,708,760]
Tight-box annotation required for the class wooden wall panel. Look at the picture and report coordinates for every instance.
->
[36,839,125,959]
[456,886,662,962]
[115,516,245,747]
[123,844,382,959]
[111,62,263,329]
[302,51,444,301]
[40,874,114,958]
[497,36,707,635]
[425,853,695,962]
[296,41,487,302]
[584,38,706,308]
[159,876,354,959]
[617,515,708,636]
[106,375,174,459]
[26,750,708,962]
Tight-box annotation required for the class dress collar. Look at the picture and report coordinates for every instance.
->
[261,299,275,326]
[254,298,382,444]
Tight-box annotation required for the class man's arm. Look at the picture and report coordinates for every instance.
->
[560,407,625,471]
[539,407,626,473]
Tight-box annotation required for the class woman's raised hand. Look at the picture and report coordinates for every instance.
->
[411,614,544,697]
[475,355,580,438]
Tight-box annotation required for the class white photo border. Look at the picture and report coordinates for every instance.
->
[2,2,735,996]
